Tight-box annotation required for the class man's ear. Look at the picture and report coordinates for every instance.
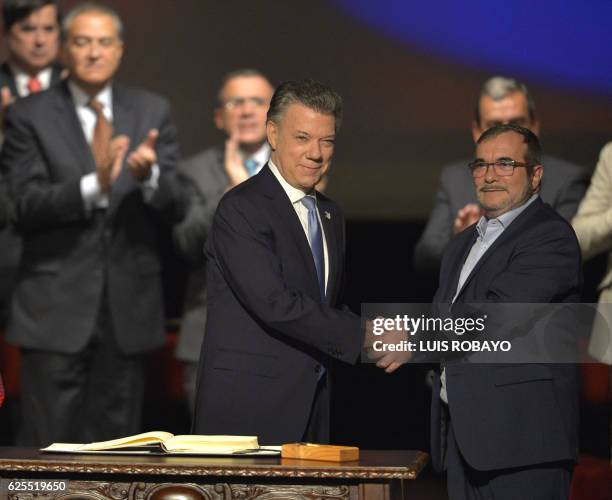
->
[531,164,544,192]
[266,120,277,150]
[213,107,224,131]
[116,40,124,64]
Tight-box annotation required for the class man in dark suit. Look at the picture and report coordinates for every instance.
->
[0,0,62,330]
[193,79,364,445]
[174,69,274,412]
[427,124,580,498]
[1,3,184,446]
[414,76,588,275]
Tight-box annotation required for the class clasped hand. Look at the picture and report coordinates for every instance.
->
[364,318,411,373]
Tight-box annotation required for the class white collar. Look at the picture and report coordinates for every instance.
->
[10,64,53,97]
[268,159,314,205]
[243,142,270,167]
[67,79,113,112]
[476,194,539,238]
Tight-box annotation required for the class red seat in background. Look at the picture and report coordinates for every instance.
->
[570,362,611,500]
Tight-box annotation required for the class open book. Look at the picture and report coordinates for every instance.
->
[41,431,280,455]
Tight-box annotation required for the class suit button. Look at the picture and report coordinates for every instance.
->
[314,364,321,374]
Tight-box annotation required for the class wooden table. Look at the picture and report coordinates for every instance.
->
[0,448,428,499]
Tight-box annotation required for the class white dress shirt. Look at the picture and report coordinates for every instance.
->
[268,160,329,293]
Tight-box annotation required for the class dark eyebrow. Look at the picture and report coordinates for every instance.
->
[496,156,515,162]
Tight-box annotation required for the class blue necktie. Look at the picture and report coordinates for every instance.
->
[301,196,325,301]
[244,158,258,177]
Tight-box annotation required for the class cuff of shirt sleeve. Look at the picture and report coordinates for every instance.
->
[80,173,101,211]
[141,163,160,203]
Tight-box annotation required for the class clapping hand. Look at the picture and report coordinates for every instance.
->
[453,203,482,234]
[127,129,158,181]
[224,130,249,188]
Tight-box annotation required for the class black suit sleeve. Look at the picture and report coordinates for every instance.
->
[0,165,12,229]
[1,103,86,233]
[486,219,581,303]
[426,212,582,359]
[147,99,186,224]
[172,173,216,264]
[453,218,581,359]
[211,194,363,364]
[0,188,10,229]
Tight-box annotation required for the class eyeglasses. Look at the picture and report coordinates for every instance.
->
[222,97,269,110]
[468,159,533,178]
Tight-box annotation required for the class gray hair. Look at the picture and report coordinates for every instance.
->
[61,2,123,41]
[267,79,343,133]
[475,76,536,124]
[477,123,542,169]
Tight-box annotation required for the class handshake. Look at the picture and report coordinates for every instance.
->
[363,318,411,374]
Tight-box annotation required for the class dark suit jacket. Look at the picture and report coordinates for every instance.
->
[430,197,581,472]
[0,80,184,354]
[0,62,64,326]
[193,165,362,445]
[414,155,589,274]
[0,62,21,97]
[173,147,228,362]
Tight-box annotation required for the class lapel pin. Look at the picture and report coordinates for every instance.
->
[324,211,331,220]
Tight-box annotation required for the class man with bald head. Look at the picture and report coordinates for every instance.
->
[1,2,184,445]
[414,76,588,275]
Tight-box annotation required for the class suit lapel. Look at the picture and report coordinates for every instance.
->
[111,84,137,138]
[0,64,18,97]
[50,63,64,86]
[445,229,477,302]
[52,82,96,175]
[107,84,138,215]
[259,166,322,300]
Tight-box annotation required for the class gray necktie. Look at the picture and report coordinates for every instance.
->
[300,195,325,301]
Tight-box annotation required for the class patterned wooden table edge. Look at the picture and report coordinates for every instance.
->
[0,451,429,480]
